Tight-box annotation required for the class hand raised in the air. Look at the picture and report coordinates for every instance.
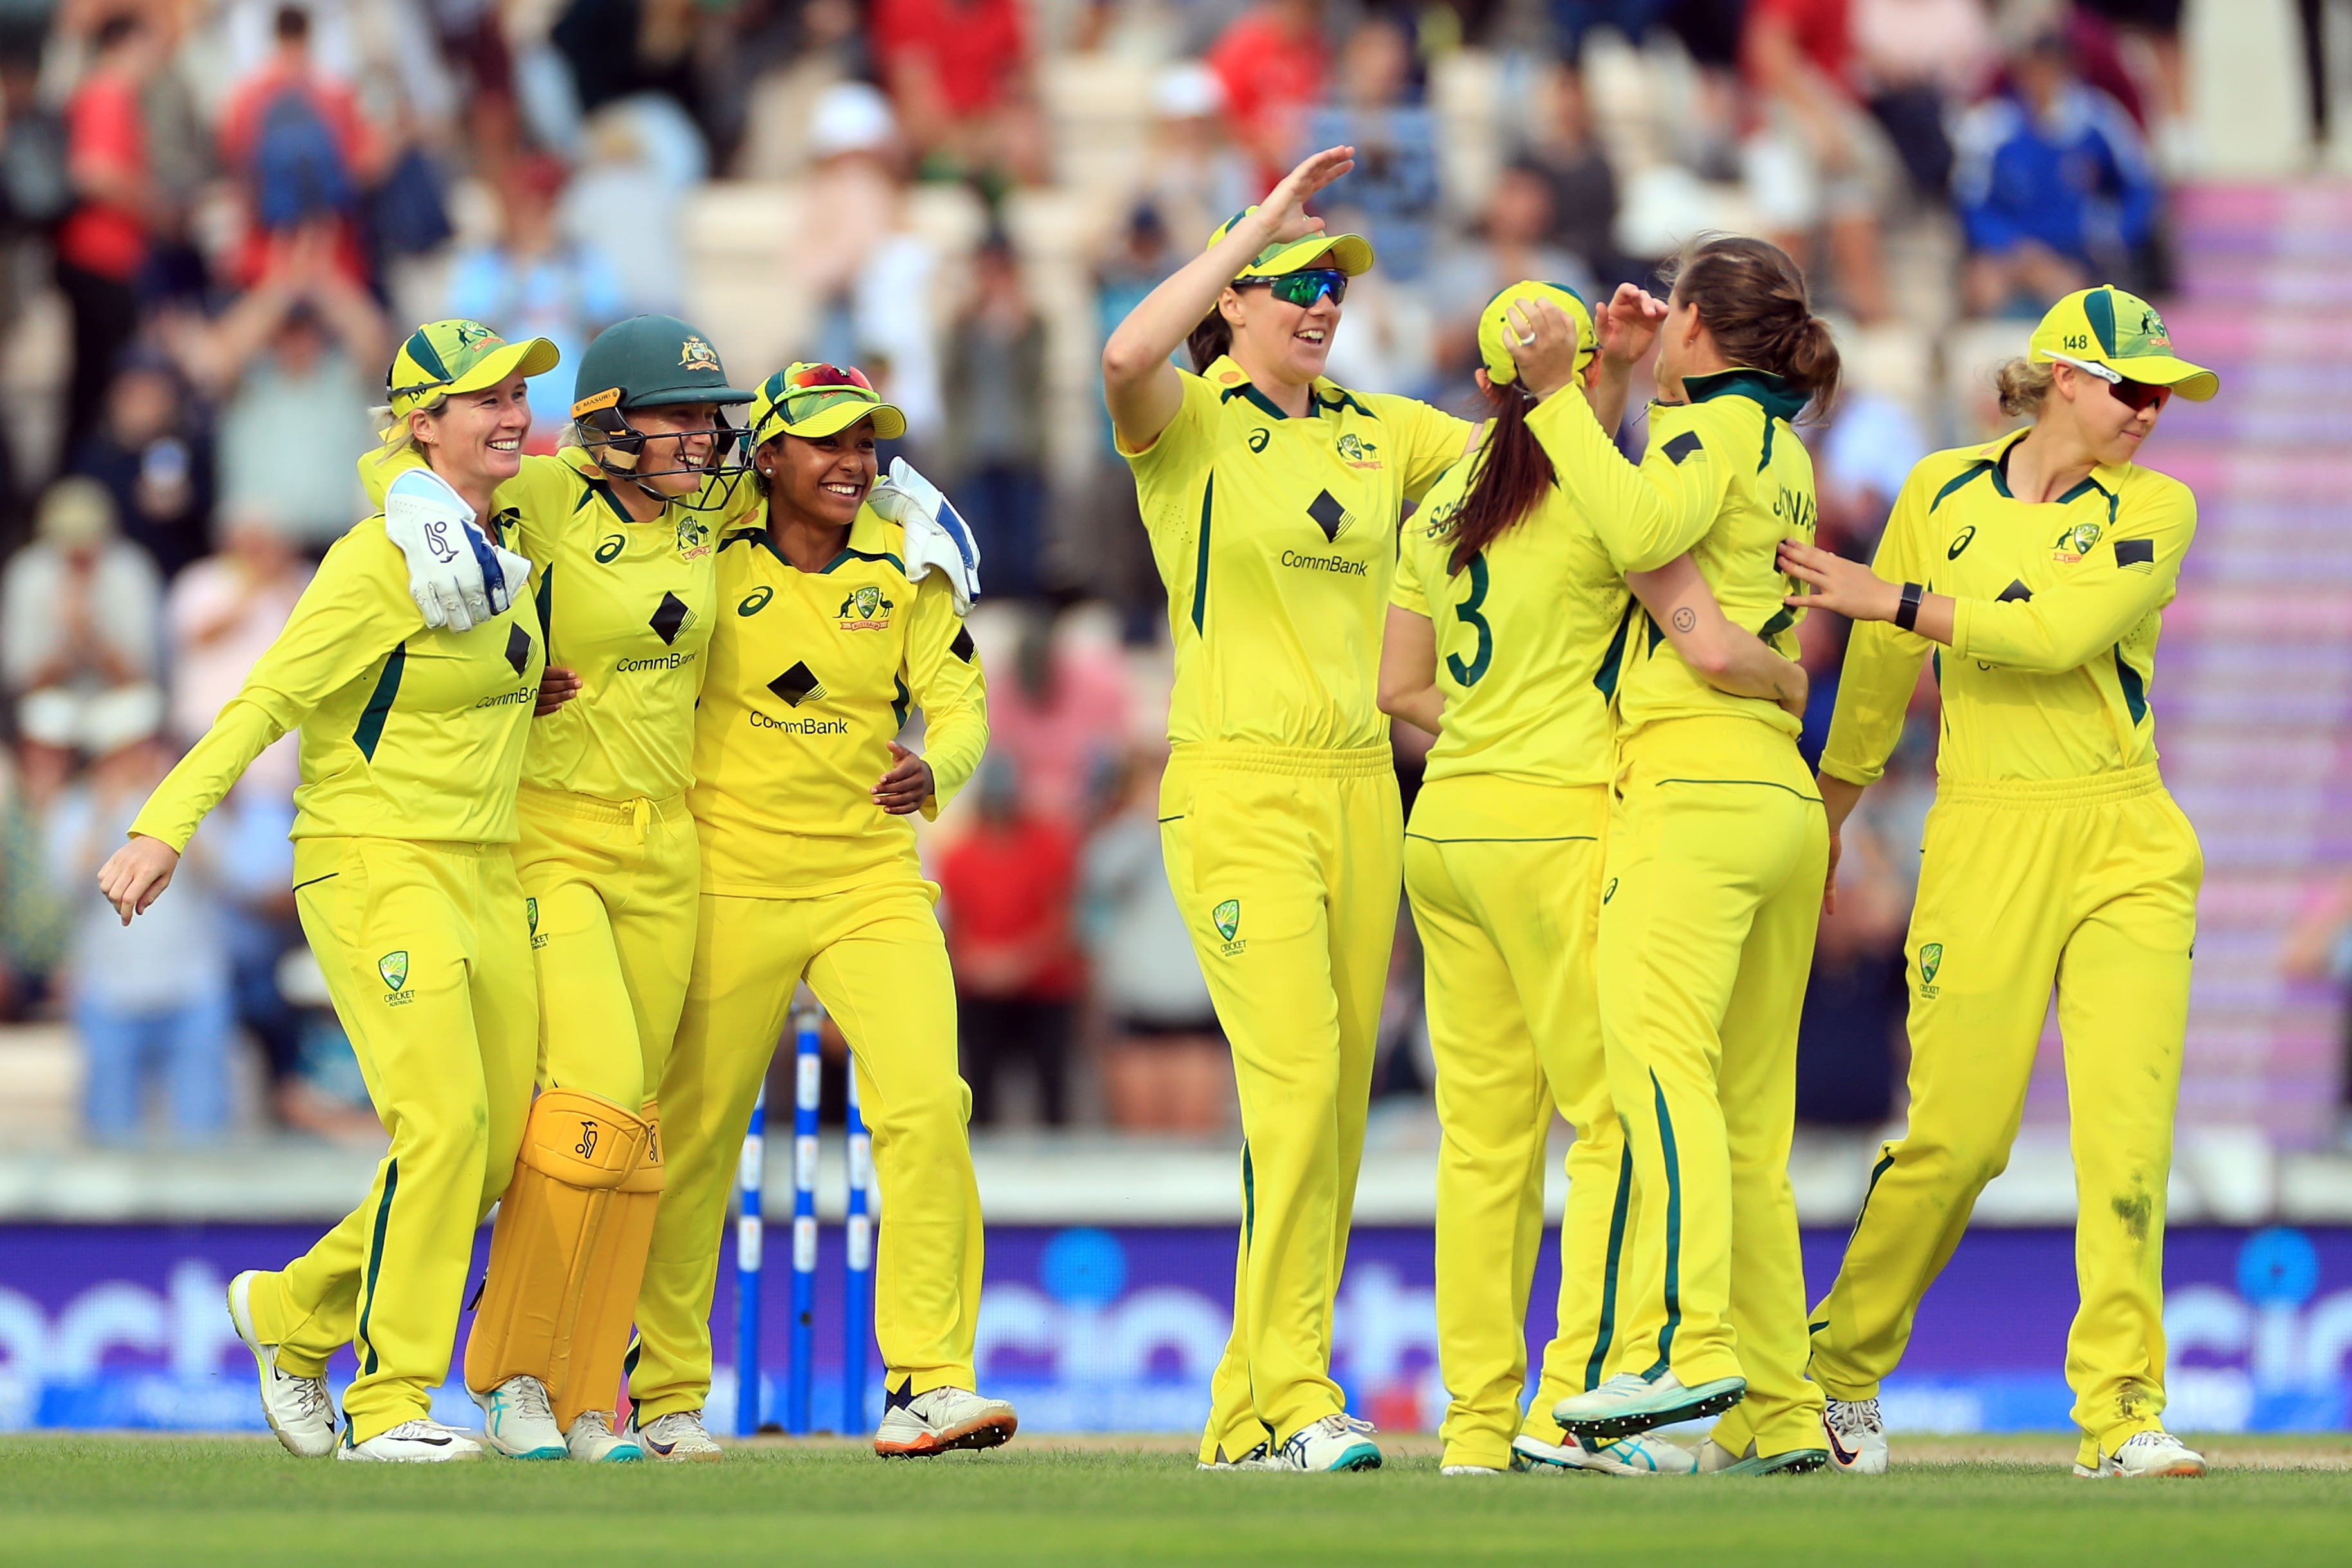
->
[1597,284,1669,369]
[1253,147,1357,248]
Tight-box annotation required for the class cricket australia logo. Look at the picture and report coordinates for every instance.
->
[527,897,547,951]
[676,516,712,561]
[1212,899,1244,956]
[837,585,894,630]
[379,950,414,1006]
[1335,431,1381,470]
[2053,521,2103,563]
[1917,942,1943,1000]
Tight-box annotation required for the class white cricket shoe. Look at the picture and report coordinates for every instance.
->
[628,1408,723,1462]
[337,1418,484,1463]
[874,1385,1018,1458]
[2074,1431,2207,1479]
[1276,1413,1382,1473]
[1823,1396,1889,1474]
[1197,1440,1281,1472]
[471,1374,566,1459]
[1553,1369,1746,1441]
[226,1270,336,1458]
[1513,1430,1698,1476]
[1440,1464,1505,1476]
[565,1410,643,1463]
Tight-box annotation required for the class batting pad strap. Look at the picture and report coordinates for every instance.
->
[520,1087,651,1189]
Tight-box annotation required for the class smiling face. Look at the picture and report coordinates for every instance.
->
[2049,362,2166,465]
[628,402,724,496]
[760,416,880,530]
[1222,281,1341,388]
[411,374,530,500]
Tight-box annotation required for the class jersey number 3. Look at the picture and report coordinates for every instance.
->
[1448,554,1494,687]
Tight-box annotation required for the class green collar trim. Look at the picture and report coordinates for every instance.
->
[1206,355,1373,421]
[1220,381,1292,420]
[733,509,905,577]
[1681,368,1811,424]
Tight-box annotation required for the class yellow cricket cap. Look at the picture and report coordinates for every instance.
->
[384,320,559,419]
[747,363,909,446]
[2029,286,2218,402]
[1479,281,1595,389]
[1205,208,1376,280]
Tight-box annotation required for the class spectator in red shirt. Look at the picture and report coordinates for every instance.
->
[57,12,164,450]
[217,6,381,289]
[939,757,1083,1126]
[871,0,1044,186]
[1206,0,1326,191]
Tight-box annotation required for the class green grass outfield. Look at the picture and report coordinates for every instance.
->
[3,1433,2347,1565]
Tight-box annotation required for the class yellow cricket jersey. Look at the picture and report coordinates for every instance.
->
[1530,368,1818,741]
[132,519,545,851]
[1820,428,2197,787]
[1391,422,1628,837]
[690,506,987,897]
[362,447,759,802]
[1119,356,1471,750]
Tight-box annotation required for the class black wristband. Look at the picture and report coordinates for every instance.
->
[1894,581,1924,632]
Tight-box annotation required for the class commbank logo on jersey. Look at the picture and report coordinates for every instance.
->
[505,625,533,676]
[837,585,894,630]
[770,661,825,707]
[649,591,697,645]
[1306,489,1355,543]
[1917,941,1942,999]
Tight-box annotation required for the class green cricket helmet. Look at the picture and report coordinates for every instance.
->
[569,314,755,509]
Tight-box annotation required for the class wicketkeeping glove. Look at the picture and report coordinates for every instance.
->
[866,457,982,614]
[382,467,532,633]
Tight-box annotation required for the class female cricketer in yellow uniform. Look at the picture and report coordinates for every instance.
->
[623,363,1011,1460]
[1379,282,1809,1479]
[1103,146,1474,1473]
[360,314,759,1462]
[96,321,556,1461]
[1780,286,2217,1481]
[1537,237,1841,1474]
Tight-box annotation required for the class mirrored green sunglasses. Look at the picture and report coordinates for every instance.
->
[1242,269,1348,309]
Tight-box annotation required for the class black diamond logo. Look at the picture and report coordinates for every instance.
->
[1307,489,1351,542]
[769,661,823,707]
[505,625,532,676]
[649,591,690,645]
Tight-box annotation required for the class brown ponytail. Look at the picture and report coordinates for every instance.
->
[1188,309,1233,372]
[1446,377,1555,575]
[1658,233,1841,421]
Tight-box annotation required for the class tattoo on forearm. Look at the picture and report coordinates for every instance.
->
[1672,607,1696,633]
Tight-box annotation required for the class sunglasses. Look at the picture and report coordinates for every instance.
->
[1242,269,1348,309]
[2049,353,2171,413]
[785,362,876,397]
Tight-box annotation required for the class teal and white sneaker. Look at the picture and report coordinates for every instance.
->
[471,1374,566,1459]
[565,1410,642,1462]
[628,1407,723,1462]
[1513,1430,1698,1476]
[1276,1414,1382,1472]
[1699,1437,1828,1475]
[225,1270,336,1457]
[1197,1441,1281,1472]
[2074,1431,2205,1479]
[1552,1370,1746,1441]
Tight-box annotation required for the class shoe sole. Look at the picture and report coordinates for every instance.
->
[1717,1448,1830,1476]
[1555,1380,1746,1443]
[1315,1442,1382,1472]
[226,1272,336,1459]
[1512,1439,1692,1478]
[639,1441,725,1463]
[336,1446,485,1463]
[875,1409,1019,1459]
[2074,1460,2207,1479]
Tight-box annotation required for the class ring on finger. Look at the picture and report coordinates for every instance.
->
[1515,330,1537,347]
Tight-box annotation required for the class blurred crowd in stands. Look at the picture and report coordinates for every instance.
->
[0,0,2245,1146]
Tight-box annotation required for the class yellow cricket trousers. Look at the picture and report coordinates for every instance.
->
[244,837,538,1443]
[514,783,699,1105]
[628,881,984,1419]
[1598,716,1827,1457]
[1159,741,1402,1458]
[1406,777,1635,1472]
[1806,764,2200,1464]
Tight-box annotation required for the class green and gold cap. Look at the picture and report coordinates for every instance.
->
[747,363,909,446]
[1479,281,1595,390]
[2029,286,2218,401]
[1206,207,1376,281]
[385,320,559,419]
